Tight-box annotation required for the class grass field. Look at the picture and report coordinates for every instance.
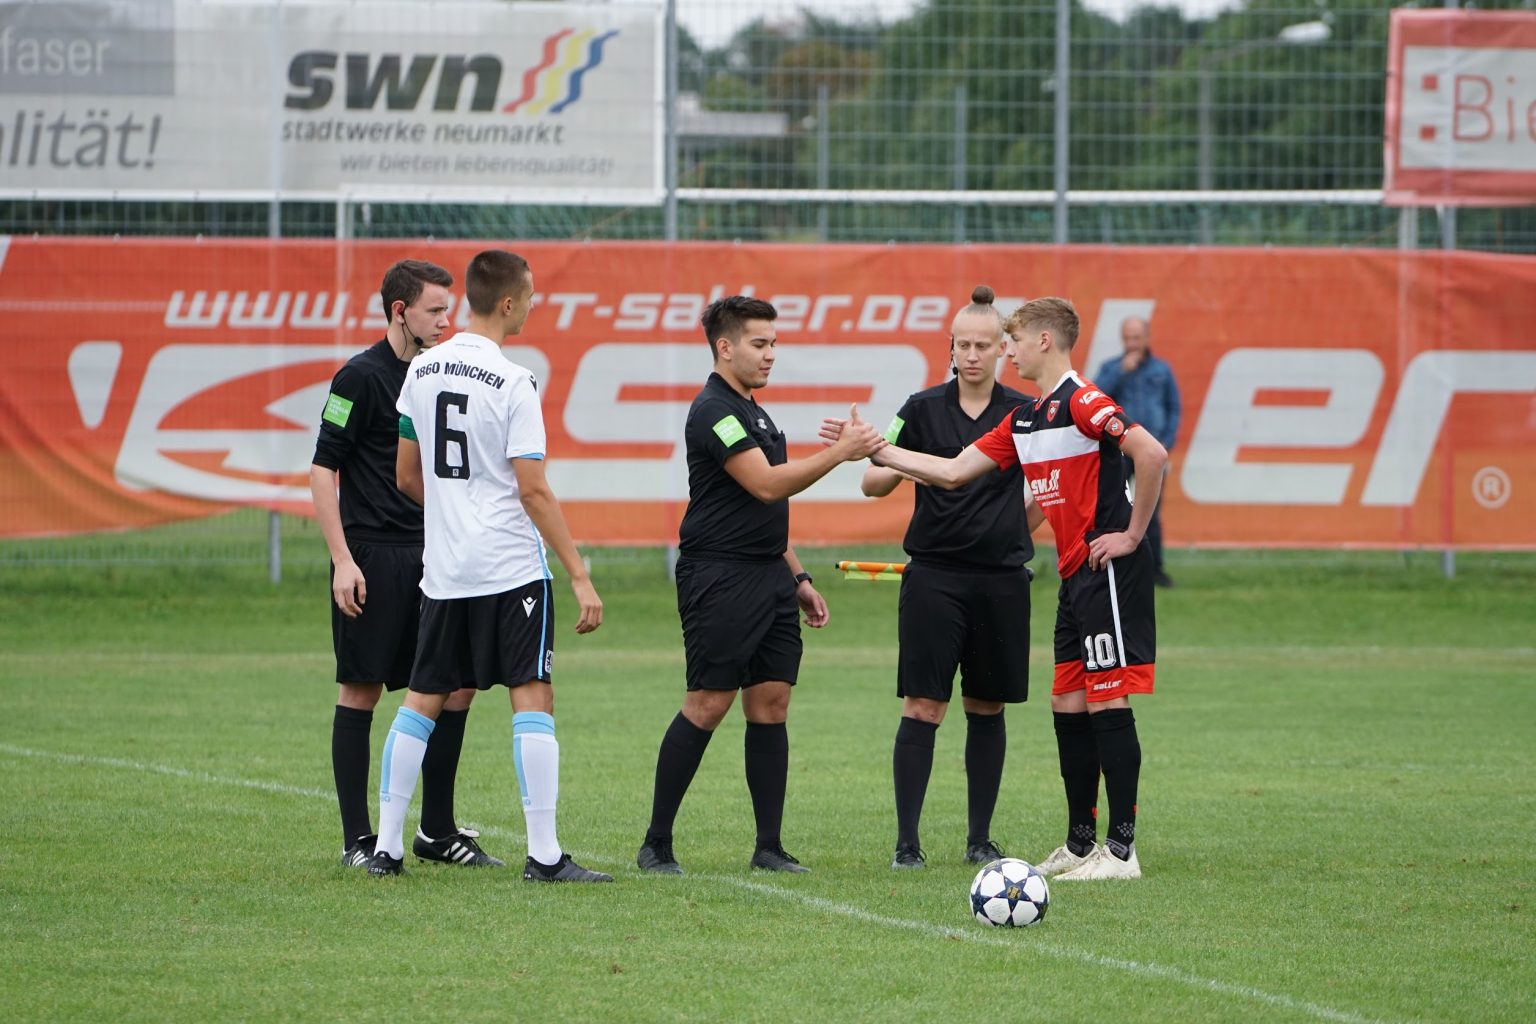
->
[2,543,1534,1024]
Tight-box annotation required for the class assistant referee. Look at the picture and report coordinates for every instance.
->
[862,285,1036,870]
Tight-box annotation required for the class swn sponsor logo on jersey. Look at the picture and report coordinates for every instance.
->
[284,29,619,115]
[1028,468,1064,504]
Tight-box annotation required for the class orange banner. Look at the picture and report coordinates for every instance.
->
[1,238,1533,548]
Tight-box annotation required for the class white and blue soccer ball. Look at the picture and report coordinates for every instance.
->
[969,857,1049,927]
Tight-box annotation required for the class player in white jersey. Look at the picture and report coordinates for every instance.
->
[366,249,610,882]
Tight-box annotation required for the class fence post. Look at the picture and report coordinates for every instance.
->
[1052,0,1070,244]
[952,83,967,244]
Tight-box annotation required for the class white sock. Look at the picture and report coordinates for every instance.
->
[513,711,560,866]
[377,707,434,860]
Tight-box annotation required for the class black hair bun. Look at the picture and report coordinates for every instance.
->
[971,285,994,305]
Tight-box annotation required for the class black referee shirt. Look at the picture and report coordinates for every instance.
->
[887,379,1033,571]
[311,339,424,544]
[678,372,789,562]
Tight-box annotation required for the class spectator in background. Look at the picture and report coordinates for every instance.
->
[1096,316,1180,588]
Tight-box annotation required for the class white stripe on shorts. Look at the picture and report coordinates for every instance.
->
[1105,558,1128,670]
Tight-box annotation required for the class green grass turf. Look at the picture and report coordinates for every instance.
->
[2,545,1533,1023]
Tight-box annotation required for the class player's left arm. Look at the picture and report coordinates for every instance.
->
[1024,487,1046,534]
[1087,425,1167,570]
[783,545,828,628]
[513,456,603,634]
[395,423,424,506]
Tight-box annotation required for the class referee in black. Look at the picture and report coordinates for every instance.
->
[310,259,500,869]
[862,286,1035,870]
[636,295,884,876]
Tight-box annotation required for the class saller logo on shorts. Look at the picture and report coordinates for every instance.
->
[712,415,748,447]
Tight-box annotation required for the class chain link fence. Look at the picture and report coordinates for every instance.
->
[3,0,1532,568]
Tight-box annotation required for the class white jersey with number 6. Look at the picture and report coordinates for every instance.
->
[397,332,549,599]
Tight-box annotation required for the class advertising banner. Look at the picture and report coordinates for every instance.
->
[1385,9,1536,206]
[1,238,1534,548]
[0,0,663,203]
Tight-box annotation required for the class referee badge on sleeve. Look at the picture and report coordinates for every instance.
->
[712,415,748,447]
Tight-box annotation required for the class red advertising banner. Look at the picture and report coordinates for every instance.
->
[1,238,1533,548]
[1385,9,1536,206]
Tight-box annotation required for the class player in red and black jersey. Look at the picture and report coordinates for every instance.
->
[840,296,1167,881]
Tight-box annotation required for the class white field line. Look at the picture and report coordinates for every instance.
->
[711,876,1406,1024]
[1,741,1410,1024]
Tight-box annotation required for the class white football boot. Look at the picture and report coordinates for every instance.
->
[1032,843,1095,877]
[1056,843,1142,880]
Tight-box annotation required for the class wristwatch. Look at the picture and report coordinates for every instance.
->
[793,571,813,586]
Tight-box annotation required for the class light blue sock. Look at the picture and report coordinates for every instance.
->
[377,707,435,860]
[512,711,560,866]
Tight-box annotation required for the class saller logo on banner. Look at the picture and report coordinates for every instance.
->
[0,0,663,203]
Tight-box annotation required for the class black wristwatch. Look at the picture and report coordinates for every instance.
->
[793,571,813,586]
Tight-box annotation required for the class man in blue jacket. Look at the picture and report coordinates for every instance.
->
[1096,316,1180,587]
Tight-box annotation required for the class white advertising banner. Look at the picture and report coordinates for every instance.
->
[0,0,664,203]
[1385,9,1536,206]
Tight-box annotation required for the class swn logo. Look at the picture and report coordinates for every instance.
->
[284,29,619,114]
[1028,468,1062,501]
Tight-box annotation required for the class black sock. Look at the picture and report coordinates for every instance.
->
[1093,708,1141,860]
[964,710,1006,845]
[1053,710,1099,856]
[892,717,937,848]
[744,721,789,849]
[419,706,468,839]
[331,705,374,845]
[646,712,714,842]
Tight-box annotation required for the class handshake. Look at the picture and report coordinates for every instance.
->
[819,404,889,464]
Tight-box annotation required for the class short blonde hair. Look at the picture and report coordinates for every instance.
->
[1004,297,1080,350]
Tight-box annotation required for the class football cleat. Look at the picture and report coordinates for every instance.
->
[891,843,926,869]
[341,832,378,868]
[1032,843,1095,877]
[412,828,505,867]
[1056,844,1142,880]
[636,838,685,875]
[523,853,614,883]
[964,838,1005,865]
[750,844,810,873]
[365,850,404,877]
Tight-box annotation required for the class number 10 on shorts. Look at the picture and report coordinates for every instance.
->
[1083,633,1119,670]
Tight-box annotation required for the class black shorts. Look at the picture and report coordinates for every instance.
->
[897,563,1031,704]
[408,578,555,694]
[676,557,801,692]
[331,540,423,689]
[1052,540,1156,702]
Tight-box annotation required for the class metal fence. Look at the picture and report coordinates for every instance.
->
[3,0,1532,569]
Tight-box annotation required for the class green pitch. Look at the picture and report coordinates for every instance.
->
[2,546,1533,1023]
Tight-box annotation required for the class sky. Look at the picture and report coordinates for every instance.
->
[650,0,1246,48]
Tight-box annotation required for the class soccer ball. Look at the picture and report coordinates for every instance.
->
[969,858,1049,927]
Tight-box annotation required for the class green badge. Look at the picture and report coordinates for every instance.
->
[712,415,748,447]
[883,415,905,444]
[398,414,417,441]
[322,392,353,428]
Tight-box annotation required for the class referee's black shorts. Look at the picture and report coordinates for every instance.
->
[897,562,1032,704]
[331,539,422,689]
[409,578,556,694]
[676,557,801,692]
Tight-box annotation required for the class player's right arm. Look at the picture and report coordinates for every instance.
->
[724,404,884,504]
[871,444,997,490]
[310,464,365,618]
[311,363,367,618]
